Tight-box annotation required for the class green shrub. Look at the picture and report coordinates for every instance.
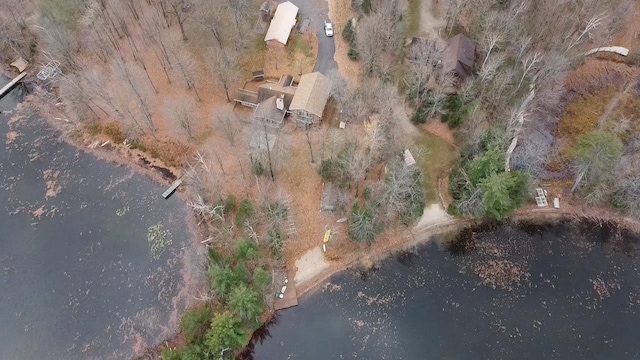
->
[180,306,213,343]
[235,199,254,228]
[441,95,468,129]
[180,343,207,360]
[251,159,265,176]
[348,38,358,60]
[342,19,355,42]
[207,247,224,267]
[348,203,377,245]
[253,267,271,290]
[209,265,244,301]
[161,347,181,360]
[224,195,237,214]
[102,122,125,143]
[205,312,249,358]
[230,283,264,325]
[267,228,283,258]
[234,238,259,262]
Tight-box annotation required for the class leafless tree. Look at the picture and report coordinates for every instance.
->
[112,58,156,135]
[215,106,240,147]
[164,94,197,140]
[208,50,240,103]
[161,0,191,41]
[168,41,201,100]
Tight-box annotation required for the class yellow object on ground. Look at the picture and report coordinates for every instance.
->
[323,229,331,243]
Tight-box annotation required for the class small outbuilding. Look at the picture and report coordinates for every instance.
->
[442,34,476,78]
[289,72,332,128]
[264,1,299,47]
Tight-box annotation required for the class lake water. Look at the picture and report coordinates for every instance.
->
[248,220,640,359]
[0,81,202,359]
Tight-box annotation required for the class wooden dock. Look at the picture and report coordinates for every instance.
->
[274,270,298,310]
[162,178,183,199]
[0,72,27,99]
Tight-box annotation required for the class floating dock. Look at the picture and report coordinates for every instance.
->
[162,178,183,199]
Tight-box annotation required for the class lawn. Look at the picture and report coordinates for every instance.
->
[417,132,459,204]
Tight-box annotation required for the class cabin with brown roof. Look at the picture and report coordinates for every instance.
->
[442,34,476,78]
[289,72,332,128]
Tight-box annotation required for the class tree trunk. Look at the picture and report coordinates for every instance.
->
[305,128,315,163]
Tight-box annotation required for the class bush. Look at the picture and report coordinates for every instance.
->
[102,122,126,144]
[235,199,255,229]
[251,159,265,176]
[180,343,207,360]
[342,19,355,42]
[230,283,264,325]
[234,238,259,262]
[441,94,468,128]
[224,195,237,214]
[161,347,181,360]
[267,228,283,258]
[180,306,213,343]
[205,312,249,358]
[253,268,271,290]
[348,38,358,60]
[480,170,529,220]
[348,203,377,245]
[209,265,244,301]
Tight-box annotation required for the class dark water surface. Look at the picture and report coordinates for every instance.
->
[0,81,199,359]
[249,221,640,359]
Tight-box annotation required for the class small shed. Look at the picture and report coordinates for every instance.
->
[289,72,332,128]
[442,34,476,78]
[265,1,299,46]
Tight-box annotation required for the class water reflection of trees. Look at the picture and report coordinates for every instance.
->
[237,314,280,360]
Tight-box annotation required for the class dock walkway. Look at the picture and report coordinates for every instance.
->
[0,72,27,99]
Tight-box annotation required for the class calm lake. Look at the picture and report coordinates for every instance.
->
[0,80,202,359]
[248,220,640,359]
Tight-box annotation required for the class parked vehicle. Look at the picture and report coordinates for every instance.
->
[324,19,333,37]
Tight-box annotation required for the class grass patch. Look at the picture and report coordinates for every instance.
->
[418,132,459,204]
[143,139,192,167]
[556,86,618,146]
[288,34,312,58]
[407,0,421,38]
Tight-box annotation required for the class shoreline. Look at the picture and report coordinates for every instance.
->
[11,73,640,357]
[292,206,640,299]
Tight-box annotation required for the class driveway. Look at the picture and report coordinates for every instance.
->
[281,0,338,75]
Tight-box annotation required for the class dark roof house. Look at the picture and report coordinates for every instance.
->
[442,34,476,78]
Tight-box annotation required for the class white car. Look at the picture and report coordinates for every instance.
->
[324,19,333,37]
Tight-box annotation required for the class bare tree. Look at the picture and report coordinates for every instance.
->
[112,58,156,135]
[215,106,240,147]
[164,94,197,140]
[162,0,191,41]
[168,41,201,100]
[208,50,240,103]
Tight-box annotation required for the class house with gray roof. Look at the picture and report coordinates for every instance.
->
[442,34,476,78]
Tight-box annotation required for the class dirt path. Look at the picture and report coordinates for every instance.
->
[418,0,446,38]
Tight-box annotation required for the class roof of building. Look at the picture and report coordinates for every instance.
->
[257,74,297,109]
[264,1,299,45]
[253,96,286,124]
[289,72,332,117]
[442,34,476,77]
